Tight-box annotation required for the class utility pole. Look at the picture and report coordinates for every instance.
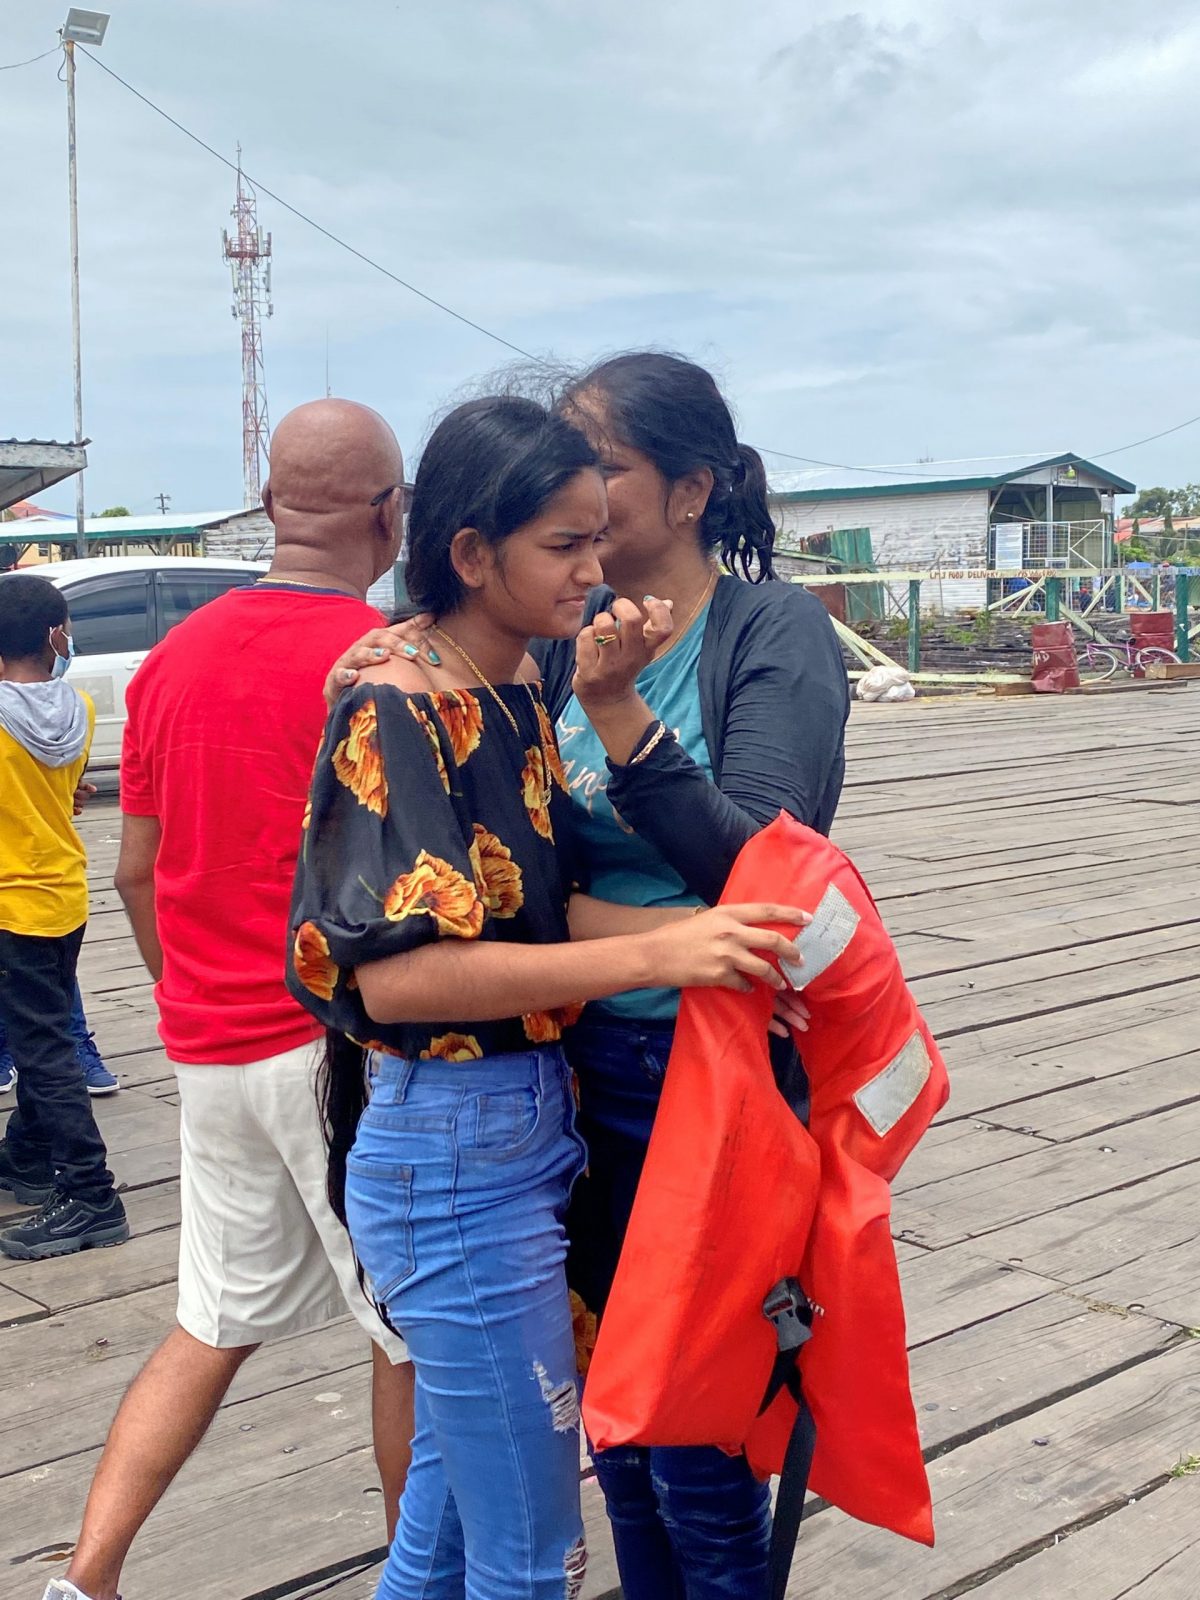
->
[222,148,273,510]
[156,492,171,515]
[60,9,111,558]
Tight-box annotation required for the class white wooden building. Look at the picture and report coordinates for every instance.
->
[769,453,1136,610]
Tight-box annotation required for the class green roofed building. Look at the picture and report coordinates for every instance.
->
[769,452,1136,610]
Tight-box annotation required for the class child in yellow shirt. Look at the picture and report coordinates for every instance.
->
[0,573,127,1258]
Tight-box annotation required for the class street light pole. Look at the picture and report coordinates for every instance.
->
[64,36,86,558]
[60,10,110,559]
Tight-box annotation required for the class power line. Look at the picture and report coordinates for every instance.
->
[77,46,540,362]
[760,408,1200,480]
[755,446,983,478]
[1088,412,1200,460]
[0,45,59,71]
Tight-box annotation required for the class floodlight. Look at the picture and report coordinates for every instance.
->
[62,9,110,46]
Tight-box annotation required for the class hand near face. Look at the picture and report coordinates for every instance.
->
[573,596,674,709]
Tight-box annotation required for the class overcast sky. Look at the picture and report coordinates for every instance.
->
[4,0,1199,515]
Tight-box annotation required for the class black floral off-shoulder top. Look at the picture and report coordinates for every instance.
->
[287,680,581,1061]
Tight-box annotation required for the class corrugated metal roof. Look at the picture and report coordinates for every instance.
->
[0,438,90,448]
[11,511,241,536]
[0,439,89,517]
[1,501,72,521]
[768,452,1135,500]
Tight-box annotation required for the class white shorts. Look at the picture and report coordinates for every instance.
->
[174,1041,408,1361]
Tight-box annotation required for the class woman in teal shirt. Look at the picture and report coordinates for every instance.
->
[555,586,714,1023]
[548,353,847,1600]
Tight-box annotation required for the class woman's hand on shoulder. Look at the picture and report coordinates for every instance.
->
[355,654,438,694]
[322,615,437,709]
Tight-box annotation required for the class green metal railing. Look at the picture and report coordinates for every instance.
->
[789,566,1199,683]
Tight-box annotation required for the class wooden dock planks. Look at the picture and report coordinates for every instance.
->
[2,686,1198,1599]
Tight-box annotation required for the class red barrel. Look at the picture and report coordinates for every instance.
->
[1030,621,1079,693]
[1130,611,1174,677]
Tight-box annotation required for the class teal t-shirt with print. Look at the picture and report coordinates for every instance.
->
[556,603,713,1021]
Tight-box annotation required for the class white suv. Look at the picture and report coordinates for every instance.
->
[30,555,268,768]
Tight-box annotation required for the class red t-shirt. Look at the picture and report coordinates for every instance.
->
[120,585,383,1064]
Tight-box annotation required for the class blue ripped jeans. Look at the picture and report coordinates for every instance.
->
[348,1047,588,1600]
[566,1012,772,1600]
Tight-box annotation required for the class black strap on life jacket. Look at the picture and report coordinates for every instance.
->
[759,1278,817,1600]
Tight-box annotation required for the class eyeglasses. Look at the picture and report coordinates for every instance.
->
[370,483,414,509]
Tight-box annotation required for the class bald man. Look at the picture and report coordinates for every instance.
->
[48,402,415,1600]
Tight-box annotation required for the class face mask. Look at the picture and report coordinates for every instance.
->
[50,628,75,680]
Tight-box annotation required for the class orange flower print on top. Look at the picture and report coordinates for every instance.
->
[421,1032,485,1062]
[471,824,524,918]
[348,1034,391,1055]
[431,690,485,767]
[536,700,568,792]
[521,1002,583,1044]
[383,851,484,939]
[407,700,451,794]
[332,700,388,817]
[293,921,338,1002]
[521,745,554,841]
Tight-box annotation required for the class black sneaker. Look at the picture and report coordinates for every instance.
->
[0,1139,55,1208]
[0,1189,129,1260]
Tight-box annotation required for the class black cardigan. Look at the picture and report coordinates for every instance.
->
[534,575,850,906]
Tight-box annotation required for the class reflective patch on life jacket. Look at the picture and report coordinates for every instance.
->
[854,1031,932,1136]
[780,883,860,990]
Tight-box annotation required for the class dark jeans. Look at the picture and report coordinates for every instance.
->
[0,927,114,1201]
[566,1011,772,1600]
[0,979,89,1062]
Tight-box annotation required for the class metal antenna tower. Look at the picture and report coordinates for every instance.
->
[222,146,273,508]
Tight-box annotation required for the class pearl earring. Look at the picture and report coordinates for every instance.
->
[686,512,696,521]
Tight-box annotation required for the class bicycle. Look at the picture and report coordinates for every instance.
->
[1078,637,1179,683]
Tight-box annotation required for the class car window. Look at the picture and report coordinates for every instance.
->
[64,574,153,655]
[156,570,259,637]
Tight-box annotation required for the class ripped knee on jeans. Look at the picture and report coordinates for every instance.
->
[533,1358,580,1434]
[564,1533,587,1599]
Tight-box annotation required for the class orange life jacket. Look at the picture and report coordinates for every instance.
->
[581,812,947,1549]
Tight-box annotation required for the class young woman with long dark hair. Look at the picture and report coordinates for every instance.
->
[286,392,811,1600]
[328,355,849,1600]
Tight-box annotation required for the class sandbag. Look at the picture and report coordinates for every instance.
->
[857,664,917,702]
[582,812,946,1546]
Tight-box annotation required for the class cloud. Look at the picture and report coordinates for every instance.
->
[3,0,1200,511]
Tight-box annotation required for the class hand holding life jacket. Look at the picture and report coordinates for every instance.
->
[581,811,948,1547]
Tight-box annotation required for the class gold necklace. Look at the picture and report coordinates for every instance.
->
[432,625,533,741]
[653,569,718,661]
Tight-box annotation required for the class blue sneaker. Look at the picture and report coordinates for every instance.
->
[68,993,120,1097]
[0,1054,15,1096]
[75,1033,119,1097]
